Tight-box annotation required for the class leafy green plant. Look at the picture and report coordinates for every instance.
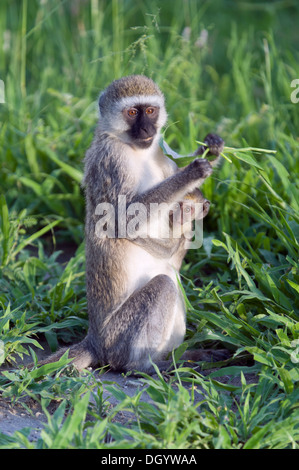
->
[0,198,87,364]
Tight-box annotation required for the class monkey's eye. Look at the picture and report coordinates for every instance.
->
[146,107,155,115]
[127,108,138,117]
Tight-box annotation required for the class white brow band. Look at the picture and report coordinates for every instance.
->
[115,95,165,111]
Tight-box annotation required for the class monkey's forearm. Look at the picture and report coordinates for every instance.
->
[131,158,212,208]
[131,236,180,259]
[114,160,212,243]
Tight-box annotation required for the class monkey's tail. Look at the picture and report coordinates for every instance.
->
[27,337,97,371]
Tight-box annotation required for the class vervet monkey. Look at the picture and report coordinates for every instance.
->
[36,75,225,373]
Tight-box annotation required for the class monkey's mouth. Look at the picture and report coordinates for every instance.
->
[134,136,155,149]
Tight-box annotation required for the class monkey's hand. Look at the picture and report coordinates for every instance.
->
[185,158,213,181]
[194,133,224,158]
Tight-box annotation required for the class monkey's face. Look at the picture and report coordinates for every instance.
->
[98,78,167,148]
[123,105,159,149]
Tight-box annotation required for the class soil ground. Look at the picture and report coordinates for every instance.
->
[0,340,257,442]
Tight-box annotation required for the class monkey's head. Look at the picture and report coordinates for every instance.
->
[98,75,167,149]
[171,190,211,227]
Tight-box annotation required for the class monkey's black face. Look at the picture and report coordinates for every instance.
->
[123,105,159,149]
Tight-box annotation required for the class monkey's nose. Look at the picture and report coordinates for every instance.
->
[140,128,153,138]
[140,123,156,139]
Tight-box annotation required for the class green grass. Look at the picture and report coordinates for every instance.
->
[0,0,299,449]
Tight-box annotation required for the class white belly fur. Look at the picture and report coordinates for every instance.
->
[123,144,186,357]
[124,243,186,354]
[125,243,178,293]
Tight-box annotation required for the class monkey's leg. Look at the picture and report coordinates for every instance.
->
[100,274,185,374]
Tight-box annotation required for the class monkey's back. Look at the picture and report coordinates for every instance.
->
[85,236,130,317]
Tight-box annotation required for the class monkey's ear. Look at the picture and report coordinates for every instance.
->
[98,92,106,113]
[201,200,210,219]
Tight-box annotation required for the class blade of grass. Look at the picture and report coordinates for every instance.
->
[12,220,60,258]
[0,194,10,266]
